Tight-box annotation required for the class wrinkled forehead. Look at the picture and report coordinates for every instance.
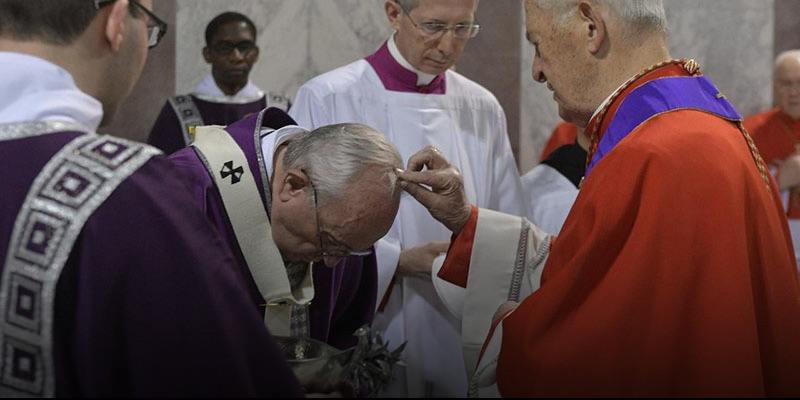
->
[413,0,478,21]
[523,1,553,41]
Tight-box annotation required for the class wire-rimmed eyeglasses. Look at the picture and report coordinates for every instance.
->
[94,0,168,49]
[398,2,480,40]
[303,169,373,259]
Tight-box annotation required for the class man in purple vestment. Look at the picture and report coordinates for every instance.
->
[0,0,304,396]
[169,110,403,350]
[147,11,290,155]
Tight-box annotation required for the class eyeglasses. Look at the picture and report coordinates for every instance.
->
[776,80,800,92]
[211,41,258,57]
[94,0,168,49]
[398,3,480,40]
[303,170,373,259]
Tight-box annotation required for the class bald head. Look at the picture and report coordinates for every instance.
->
[774,50,800,120]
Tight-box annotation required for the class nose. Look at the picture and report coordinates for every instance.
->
[323,256,344,268]
[532,59,546,83]
[230,48,245,62]
[436,29,458,54]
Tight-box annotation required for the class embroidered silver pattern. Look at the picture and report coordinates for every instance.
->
[507,220,529,303]
[168,95,204,147]
[0,124,158,397]
[526,235,552,280]
[468,356,499,398]
[286,262,310,338]
[253,109,274,215]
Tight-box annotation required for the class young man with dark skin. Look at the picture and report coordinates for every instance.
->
[147,11,290,154]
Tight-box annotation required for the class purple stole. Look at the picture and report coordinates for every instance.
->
[587,76,742,177]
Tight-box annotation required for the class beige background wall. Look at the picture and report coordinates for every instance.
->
[105,0,800,175]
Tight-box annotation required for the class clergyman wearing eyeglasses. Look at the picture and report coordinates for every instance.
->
[0,0,305,396]
[169,113,403,351]
[146,11,291,156]
[743,50,800,266]
[289,0,527,397]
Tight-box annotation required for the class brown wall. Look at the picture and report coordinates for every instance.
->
[775,0,800,57]
[456,0,523,159]
[102,0,176,143]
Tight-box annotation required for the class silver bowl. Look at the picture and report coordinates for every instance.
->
[273,336,355,386]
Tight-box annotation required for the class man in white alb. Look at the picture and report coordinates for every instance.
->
[289,0,526,397]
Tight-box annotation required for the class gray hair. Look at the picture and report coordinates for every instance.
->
[394,0,479,12]
[282,123,403,205]
[534,0,667,37]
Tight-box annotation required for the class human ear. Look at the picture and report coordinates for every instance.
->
[277,169,310,202]
[385,1,403,31]
[202,47,212,63]
[104,0,130,53]
[578,1,606,55]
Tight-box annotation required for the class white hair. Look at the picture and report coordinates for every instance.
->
[775,49,800,72]
[534,0,667,37]
[282,123,403,205]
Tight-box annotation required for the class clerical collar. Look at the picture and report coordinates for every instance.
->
[364,37,446,94]
[0,52,103,131]
[193,72,265,104]
[387,34,437,86]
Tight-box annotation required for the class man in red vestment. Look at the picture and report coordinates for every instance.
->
[398,0,800,397]
[745,50,800,263]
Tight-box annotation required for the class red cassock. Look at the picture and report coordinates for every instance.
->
[745,107,800,165]
[744,108,800,218]
[540,122,579,161]
[442,64,800,397]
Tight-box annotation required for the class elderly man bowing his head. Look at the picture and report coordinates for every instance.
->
[170,110,403,350]
[399,0,800,397]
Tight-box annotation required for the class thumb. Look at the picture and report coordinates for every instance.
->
[429,241,451,254]
[402,181,438,208]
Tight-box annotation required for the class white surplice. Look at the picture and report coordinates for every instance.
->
[522,164,579,235]
[289,42,526,397]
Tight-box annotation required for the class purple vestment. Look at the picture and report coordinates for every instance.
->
[0,125,304,397]
[169,108,378,350]
[147,95,267,155]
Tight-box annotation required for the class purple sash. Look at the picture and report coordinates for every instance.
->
[587,76,743,177]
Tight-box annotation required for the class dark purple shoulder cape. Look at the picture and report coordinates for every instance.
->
[169,108,378,349]
[0,127,303,396]
[147,95,267,155]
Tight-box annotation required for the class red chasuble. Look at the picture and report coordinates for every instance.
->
[745,107,800,165]
[442,63,800,396]
[502,65,800,396]
[745,108,800,218]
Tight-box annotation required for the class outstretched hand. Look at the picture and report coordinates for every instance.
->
[397,146,472,235]
[397,241,451,280]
